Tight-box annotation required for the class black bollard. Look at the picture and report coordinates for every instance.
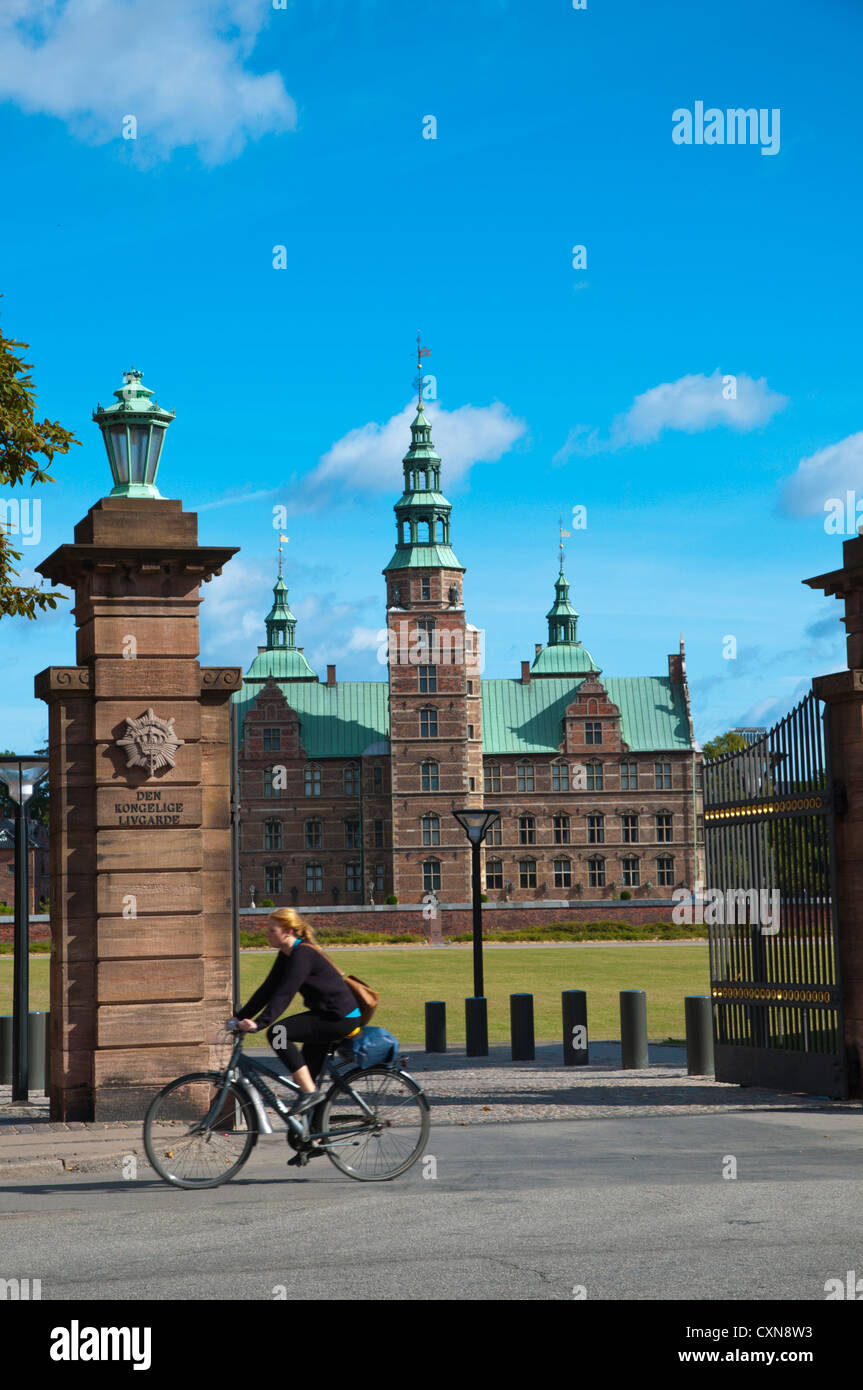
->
[0,1015,11,1085]
[510,993,534,1061]
[425,1001,447,1053]
[465,996,488,1057]
[684,995,714,1076]
[620,990,648,1069]
[562,990,588,1065]
[28,1011,48,1092]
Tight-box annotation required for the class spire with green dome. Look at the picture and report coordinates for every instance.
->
[245,569,317,682]
[383,359,463,574]
[531,562,600,677]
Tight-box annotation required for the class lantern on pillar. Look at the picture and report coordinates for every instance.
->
[93,368,175,498]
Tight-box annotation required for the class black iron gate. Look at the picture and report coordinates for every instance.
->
[703,690,847,1097]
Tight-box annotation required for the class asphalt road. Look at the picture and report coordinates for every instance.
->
[2,1108,863,1302]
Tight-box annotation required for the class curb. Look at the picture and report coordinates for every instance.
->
[0,1144,148,1180]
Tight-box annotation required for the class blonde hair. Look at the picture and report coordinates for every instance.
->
[268,907,318,947]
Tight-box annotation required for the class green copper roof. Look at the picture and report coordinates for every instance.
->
[384,544,463,571]
[245,647,317,681]
[267,574,294,624]
[234,681,389,757]
[531,642,598,676]
[480,677,693,754]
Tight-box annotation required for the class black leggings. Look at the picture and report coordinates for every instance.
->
[267,1014,358,1083]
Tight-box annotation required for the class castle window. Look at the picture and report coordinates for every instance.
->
[344,763,360,796]
[519,859,537,889]
[587,814,604,845]
[374,818,385,848]
[374,863,386,891]
[373,766,383,793]
[263,728,280,752]
[468,725,475,740]
[486,858,503,891]
[518,815,535,845]
[588,857,605,889]
[484,764,501,794]
[657,856,674,886]
[344,819,361,849]
[585,721,602,745]
[264,765,282,798]
[656,814,673,843]
[423,859,441,892]
[420,707,438,738]
[486,818,502,846]
[421,578,431,600]
[517,763,535,793]
[655,762,672,789]
[553,814,570,845]
[552,761,569,792]
[419,665,437,693]
[346,862,362,894]
[586,762,603,791]
[418,519,431,543]
[622,858,640,887]
[620,761,637,790]
[304,820,322,850]
[265,820,282,851]
[422,813,440,847]
[553,858,572,889]
[622,814,639,844]
[304,765,321,797]
[305,862,323,894]
[265,865,283,896]
[421,760,439,791]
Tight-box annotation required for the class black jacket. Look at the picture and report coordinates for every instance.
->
[237,942,358,1030]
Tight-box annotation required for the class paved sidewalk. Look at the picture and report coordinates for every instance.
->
[1,1041,857,1179]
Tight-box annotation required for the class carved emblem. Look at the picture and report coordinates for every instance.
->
[117,708,184,776]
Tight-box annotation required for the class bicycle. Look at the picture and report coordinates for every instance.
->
[142,1023,431,1189]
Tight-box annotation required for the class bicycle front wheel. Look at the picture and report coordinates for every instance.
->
[319,1067,430,1181]
[143,1072,257,1189]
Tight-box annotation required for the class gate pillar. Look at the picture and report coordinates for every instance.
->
[806,535,863,1098]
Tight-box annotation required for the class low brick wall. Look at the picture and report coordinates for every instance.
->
[239,900,676,936]
[0,915,50,944]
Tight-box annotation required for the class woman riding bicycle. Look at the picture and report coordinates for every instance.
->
[230,908,362,1116]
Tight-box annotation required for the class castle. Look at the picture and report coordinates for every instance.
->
[234,401,702,907]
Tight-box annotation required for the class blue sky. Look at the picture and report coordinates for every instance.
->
[1,0,862,751]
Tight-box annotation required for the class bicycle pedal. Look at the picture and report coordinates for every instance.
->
[287,1152,310,1168]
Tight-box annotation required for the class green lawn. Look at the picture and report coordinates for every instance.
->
[1,944,711,1045]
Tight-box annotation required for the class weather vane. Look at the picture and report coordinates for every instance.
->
[415,331,431,408]
[558,515,570,568]
[278,531,289,576]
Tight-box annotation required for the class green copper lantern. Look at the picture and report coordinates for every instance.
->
[93,368,175,498]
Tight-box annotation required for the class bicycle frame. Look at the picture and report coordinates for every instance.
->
[205,1032,389,1152]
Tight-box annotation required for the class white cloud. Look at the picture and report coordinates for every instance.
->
[301,399,527,505]
[554,370,787,461]
[779,431,863,518]
[0,0,297,164]
[199,558,269,656]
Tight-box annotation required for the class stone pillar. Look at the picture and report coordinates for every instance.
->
[35,496,239,1120]
[806,535,863,1098]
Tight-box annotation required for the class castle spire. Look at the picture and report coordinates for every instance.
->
[383,363,463,575]
[265,569,297,651]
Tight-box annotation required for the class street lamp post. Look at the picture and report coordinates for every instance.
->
[0,757,50,1102]
[453,808,501,1055]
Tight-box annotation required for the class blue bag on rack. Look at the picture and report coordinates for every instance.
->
[339,1025,399,1068]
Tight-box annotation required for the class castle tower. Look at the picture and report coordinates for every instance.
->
[383,401,482,903]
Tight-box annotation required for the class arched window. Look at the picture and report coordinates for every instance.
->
[304,765,321,797]
[588,857,605,888]
[421,760,439,792]
[418,518,431,543]
[401,520,411,544]
[305,862,323,894]
[517,763,535,792]
[423,859,441,892]
[518,815,535,845]
[422,813,440,847]
[486,858,503,890]
[553,858,572,889]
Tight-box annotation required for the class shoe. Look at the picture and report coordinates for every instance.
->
[289,1089,324,1117]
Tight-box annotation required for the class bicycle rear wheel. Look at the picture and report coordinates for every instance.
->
[319,1066,430,1181]
[143,1072,257,1189]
